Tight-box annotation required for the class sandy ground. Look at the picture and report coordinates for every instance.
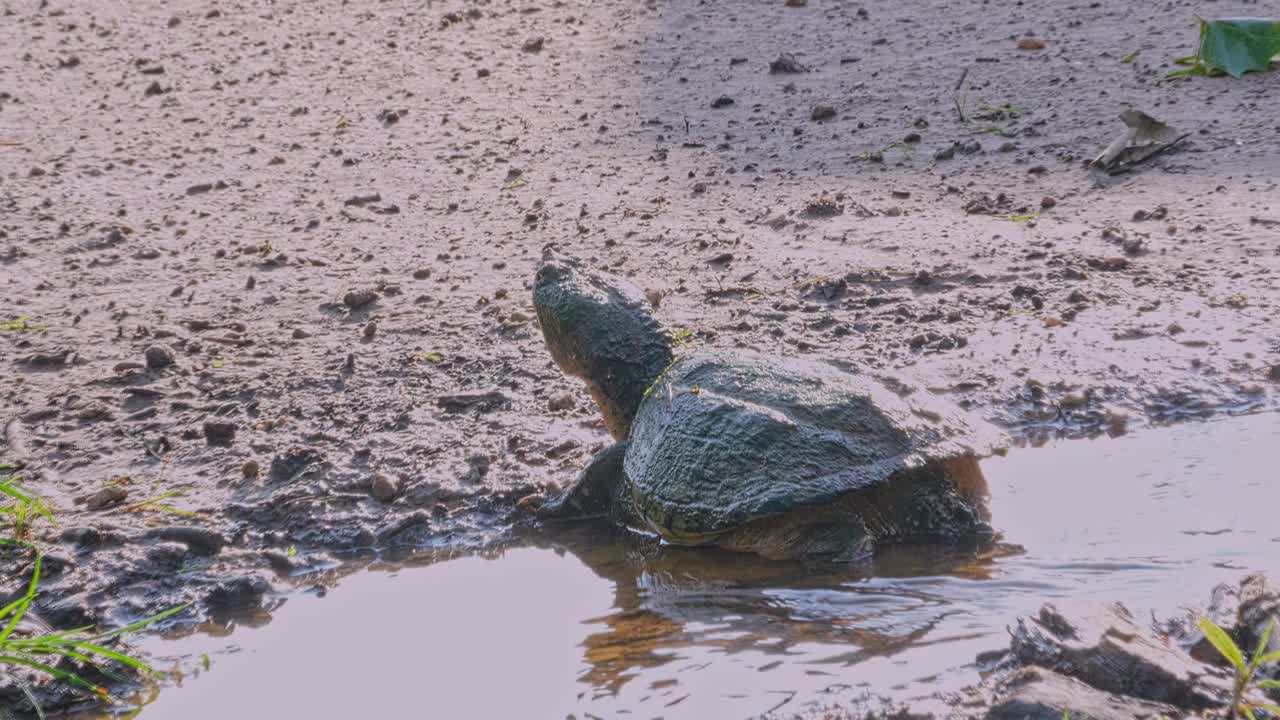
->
[1,0,1278,708]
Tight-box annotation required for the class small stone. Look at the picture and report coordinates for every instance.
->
[412,268,432,280]
[903,132,922,144]
[711,95,735,109]
[644,288,664,308]
[1267,365,1280,382]
[371,473,400,502]
[84,486,128,511]
[1017,37,1047,50]
[363,321,378,339]
[291,328,311,340]
[810,105,836,122]
[203,421,237,447]
[144,344,176,369]
[342,288,379,309]
[785,0,807,6]
[522,37,545,53]
[1040,196,1057,209]
[548,393,576,412]
[241,460,260,479]
[769,53,809,74]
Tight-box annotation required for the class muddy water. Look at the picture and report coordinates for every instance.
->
[126,414,1278,719]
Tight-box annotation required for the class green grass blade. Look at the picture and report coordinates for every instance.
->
[0,654,104,696]
[1243,705,1258,720]
[1257,679,1280,688]
[91,603,190,642]
[1199,616,1246,670]
[0,481,33,503]
[0,554,41,643]
[19,682,47,720]
[43,640,158,676]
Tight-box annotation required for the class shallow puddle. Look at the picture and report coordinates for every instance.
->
[124,413,1278,718]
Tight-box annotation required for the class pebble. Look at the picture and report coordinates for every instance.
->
[1017,37,1046,50]
[342,288,379,309]
[1268,365,1280,382]
[84,486,128,511]
[144,344,176,369]
[548,392,576,411]
[203,421,237,447]
[810,105,836,122]
[363,321,378,339]
[522,37,545,53]
[1040,196,1057,209]
[371,473,400,502]
[769,53,809,74]
[242,460,260,479]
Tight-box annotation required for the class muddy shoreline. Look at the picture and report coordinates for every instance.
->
[1,0,1278,715]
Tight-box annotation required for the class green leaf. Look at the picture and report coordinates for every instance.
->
[1251,620,1276,670]
[1122,50,1141,63]
[1200,616,1247,670]
[1258,650,1280,665]
[1198,17,1280,78]
[1257,679,1280,689]
[1243,705,1258,720]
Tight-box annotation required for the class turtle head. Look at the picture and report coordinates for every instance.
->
[534,256,673,440]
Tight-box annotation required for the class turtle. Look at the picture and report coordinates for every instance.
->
[533,255,1007,561]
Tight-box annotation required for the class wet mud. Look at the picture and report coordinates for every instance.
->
[1,0,1278,714]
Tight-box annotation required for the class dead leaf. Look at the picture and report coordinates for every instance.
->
[1092,110,1189,173]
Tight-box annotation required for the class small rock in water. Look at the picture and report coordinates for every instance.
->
[1017,37,1047,50]
[371,473,400,502]
[144,344,176,369]
[241,460,260,479]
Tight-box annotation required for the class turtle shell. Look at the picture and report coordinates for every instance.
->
[624,350,1005,540]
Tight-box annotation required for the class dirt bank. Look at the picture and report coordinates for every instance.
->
[1,0,1278,705]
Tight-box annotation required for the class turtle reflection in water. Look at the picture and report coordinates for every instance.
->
[533,256,1006,561]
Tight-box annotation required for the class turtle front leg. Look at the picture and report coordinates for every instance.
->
[539,441,630,521]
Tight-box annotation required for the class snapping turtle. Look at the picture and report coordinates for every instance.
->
[534,256,1005,560]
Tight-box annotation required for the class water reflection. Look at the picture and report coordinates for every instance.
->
[121,412,1279,719]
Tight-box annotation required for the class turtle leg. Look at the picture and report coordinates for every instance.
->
[794,523,877,562]
[539,441,629,521]
[713,514,876,562]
